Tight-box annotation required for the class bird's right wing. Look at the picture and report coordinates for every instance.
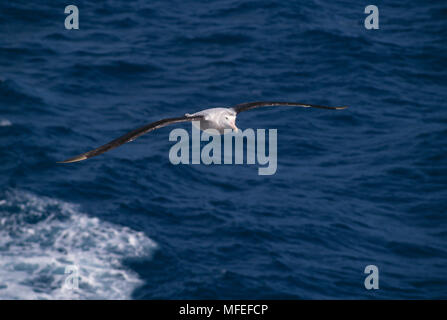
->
[231,101,348,114]
[58,114,204,163]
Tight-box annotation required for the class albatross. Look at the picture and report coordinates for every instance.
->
[58,101,347,163]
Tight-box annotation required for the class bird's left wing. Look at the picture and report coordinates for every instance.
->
[58,114,204,163]
[231,101,348,114]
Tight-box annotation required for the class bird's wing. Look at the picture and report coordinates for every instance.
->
[58,114,204,163]
[231,101,348,114]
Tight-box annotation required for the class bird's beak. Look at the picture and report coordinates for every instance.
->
[230,120,238,133]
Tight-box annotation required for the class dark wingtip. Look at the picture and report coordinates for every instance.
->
[57,154,88,164]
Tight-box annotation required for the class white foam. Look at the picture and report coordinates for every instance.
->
[0,119,12,127]
[0,190,157,299]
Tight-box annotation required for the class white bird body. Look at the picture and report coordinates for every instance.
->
[186,107,238,134]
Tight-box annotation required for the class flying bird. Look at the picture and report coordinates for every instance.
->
[58,101,347,163]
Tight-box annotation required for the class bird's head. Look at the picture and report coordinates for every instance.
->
[220,110,238,132]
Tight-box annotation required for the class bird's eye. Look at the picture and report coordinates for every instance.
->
[225,116,228,120]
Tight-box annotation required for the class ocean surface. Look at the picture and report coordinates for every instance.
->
[0,0,446,299]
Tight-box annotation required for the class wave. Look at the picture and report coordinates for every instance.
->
[176,33,253,45]
[0,79,44,108]
[0,190,157,299]
[0,119,11,127]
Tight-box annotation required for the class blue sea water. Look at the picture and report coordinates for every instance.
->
[0,0,446,299]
